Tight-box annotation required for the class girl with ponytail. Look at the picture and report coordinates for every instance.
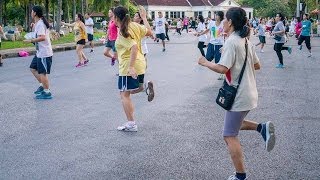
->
[23,5,54,99]
[113,6,154,132]
[62,13,89,67]
[198,7,276,180]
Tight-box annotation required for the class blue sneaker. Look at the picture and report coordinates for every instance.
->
[287,47,292,54]
[34,86,44,95]
[36,91,53,99]
[260,121,276,152]
[275,64,285,68]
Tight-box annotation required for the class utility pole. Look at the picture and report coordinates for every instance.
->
[297,0,300,18]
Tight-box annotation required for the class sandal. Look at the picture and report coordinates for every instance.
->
[145,81,155,102]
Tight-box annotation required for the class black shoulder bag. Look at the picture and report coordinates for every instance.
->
[216,38,248,110]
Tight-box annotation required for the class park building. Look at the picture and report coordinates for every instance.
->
[132,0,254,20]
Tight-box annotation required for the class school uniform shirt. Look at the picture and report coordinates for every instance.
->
[85,17,94,35]
[218,32,260,111]
[74,22,87,42]
[115,22,147,76]
[34,19,53,58]
[207,20,224,45]
[155,17,166,34]
[197,22,207,42]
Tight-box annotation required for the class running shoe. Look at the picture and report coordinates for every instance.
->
[146,81,155,102]
[111,57,116,66]
[0,62,2,67]
[227,174,247,180]
[34,86,44,95]
[75,63,84,68]
[36,91,53,99]
[117,122,138,132]
[84,59,89,65]
[287,47,292,54]
[162,48,166,52]
[260,121,276,152]
[90,49,94,53]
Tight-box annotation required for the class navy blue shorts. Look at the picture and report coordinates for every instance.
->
[105,40,116,51]
[118,74,144,92]
[87,34,93,41]
[156,33,165,41]
[30,56,52,74]
[205,43,222,63]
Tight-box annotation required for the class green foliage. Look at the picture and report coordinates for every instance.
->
[5,3,25,26]
[239,0,294,17]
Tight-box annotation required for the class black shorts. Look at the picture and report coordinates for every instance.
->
[298,35,311,50]
[30,56,52,74]
[156,33,165,41]
[118,74,144,92]
[77,39,86,45]
[105,40,116,51]
[87,34,93,41]
[259,36,266,44]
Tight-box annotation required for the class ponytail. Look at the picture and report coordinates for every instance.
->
[114,6,131,38]
[226,7,250,38]
[41,17,50,29]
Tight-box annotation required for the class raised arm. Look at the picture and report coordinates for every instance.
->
[138,5,153,37]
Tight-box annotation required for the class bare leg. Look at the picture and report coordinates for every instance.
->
[104,48,113,59]
[130,84,144,94]
[120,91,134,121]
[224,136,246,173]
[162,40,165,49]
[89,41,94,49]
[240,120,258,130]
[39,74,49,89]
[261,43,265,49]
[76,45,85,63]
[30,68,41,83]
[81,51,87,61]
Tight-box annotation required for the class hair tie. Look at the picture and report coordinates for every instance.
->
[126,14,130,17]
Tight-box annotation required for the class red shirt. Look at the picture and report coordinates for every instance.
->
[108,20,118,41]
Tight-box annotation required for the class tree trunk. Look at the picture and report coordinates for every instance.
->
[81,0,84,15]
[55,0,62,33]
[45,0,49,20]
[0,0,3,25]
[73,0,76,22]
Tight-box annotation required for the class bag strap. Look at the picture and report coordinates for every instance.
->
[236,38,248,87]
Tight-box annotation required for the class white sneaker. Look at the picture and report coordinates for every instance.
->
[227,174,247,180]
[308,53,312,58]
[260,49,264,53]
[117,122,138,132]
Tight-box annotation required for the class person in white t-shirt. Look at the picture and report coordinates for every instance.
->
[154,11,168,52]
[23,5,53,99]
[198,7,276,180]
[176,18,182,35]
[195,15,207,57]
[85,13,94,52]
[0,25,7,67]
[197,11,225,80]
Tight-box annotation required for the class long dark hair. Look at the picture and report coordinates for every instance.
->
[276,13,286,25]
[114,6,131,38]
[77,13,85,24]
[198,15,204,23]
[226,7,250,38]
[32,5,50,29]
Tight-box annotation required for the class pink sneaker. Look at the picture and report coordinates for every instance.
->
[75,63,84,68]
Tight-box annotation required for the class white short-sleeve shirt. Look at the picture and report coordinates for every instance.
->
[34,19,53,58]
[155,17,166,34]
[197,22,207,42]
[218,32,260,111]
[85,18,94,35]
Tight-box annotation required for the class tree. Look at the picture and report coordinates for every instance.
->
[56,0,62,32]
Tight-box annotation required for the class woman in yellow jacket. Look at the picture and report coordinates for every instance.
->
[62,14,88,67]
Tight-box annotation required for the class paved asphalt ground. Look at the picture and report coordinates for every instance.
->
[1,31,320,179]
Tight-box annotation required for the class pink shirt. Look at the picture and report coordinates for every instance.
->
[108,20,118,41]
[183,18,189,26]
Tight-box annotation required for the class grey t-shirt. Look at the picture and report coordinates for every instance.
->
[273,21,285,43]
[218,32,260,111]
[257,24,265,36]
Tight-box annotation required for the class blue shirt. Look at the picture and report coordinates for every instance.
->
[301,20,312,36]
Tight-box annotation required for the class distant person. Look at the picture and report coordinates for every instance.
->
[62,13,89,67]
[104,8,118,66]
[255,18,266,52]
[85,13,94,53]
[182,16,189,33]
[176,18,182,35]
[0,25,8,67]
[297,14,312,57]
[195,15,207,57]
[154,11,167,52]
[295,17,302,39]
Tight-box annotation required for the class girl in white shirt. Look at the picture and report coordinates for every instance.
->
[195,15,207,56]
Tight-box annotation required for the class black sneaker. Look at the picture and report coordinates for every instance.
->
[36,91,53,99]
[34,86,44,95]
[162,48,166,52]
[90,49,94,53]
[260,121,276,152]
[0,62,3,67]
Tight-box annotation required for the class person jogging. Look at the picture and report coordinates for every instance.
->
[23,5,53,99]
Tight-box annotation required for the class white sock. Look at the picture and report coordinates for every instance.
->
[44,89,50,93]
[39,83,43,87]
[127,121,135,126]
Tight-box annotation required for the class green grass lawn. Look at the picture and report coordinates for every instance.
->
[0,31,105,50]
